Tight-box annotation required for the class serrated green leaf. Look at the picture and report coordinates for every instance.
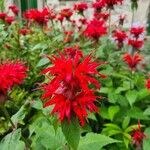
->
[78,133,120,150]
[0,129,25,150]
[125,90,138,106]
[122,116,130,130]
[144,107,150,116]
[36,57,49,67]
[127,107,150,120]
[108,106,120,121]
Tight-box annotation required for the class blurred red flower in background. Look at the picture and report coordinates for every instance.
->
[128,39,144,49]
[123,52,143,70]
[41,48,105,126]
[94,12,110,21]
[0,61,27,95]
[131,121,146,148]
[60,8,73,20]
[0,13,7,20]
[24,8,49,25]
[112,30,127,48]
[104,0,124,9]
[84,19,107,41]
[9,5,19,15]
[5,16,15,24]
[130,26,145,38]
[74,2,88,13]
[146,79,150,90]
[93,0,106,12]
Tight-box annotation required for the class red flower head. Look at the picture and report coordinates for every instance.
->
[48,9,56,20]
[5,16,15,24]
[123,52,143,70]
[0,60,27,95]
[19,28,31,36]
[94,12,110,21]
[128,39,144,49]
[24,8,49,25]
[9,5,19,15]
[92,0,106,12]
[74,2,88,13]
[112,30,127,48]
[84,19,107,41]
[130,26,145,38]
[131,121,146,148]
[41,47,105,126]
[60,8,73,20]
[146,79,150,90]
[79,18,87,25]
[0,12,7,20]
[105,0,124,9]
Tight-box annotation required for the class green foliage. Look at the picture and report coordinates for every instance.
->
[0,129,25,150]
[61,119,80,150]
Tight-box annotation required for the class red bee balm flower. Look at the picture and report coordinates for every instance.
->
[41,48,105,126]
[92,0,106,12]
[74,3,88,13]
[84,19,107,41]
[123,53,143,70]
[131,121,146,147]
[146,79,150,90]
[60,8,73,20]
[94,12,110,21]
[0,12,7,20]
[130,26,145,38]
[105,0,123,9]
[112,30,127,48]
[9,5,19,15]
[128,39,144,49]
[0,61,27,95]
[24,8,49,25]
[5,16,15,24]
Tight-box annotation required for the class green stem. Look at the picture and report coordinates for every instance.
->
[1,105,16,129]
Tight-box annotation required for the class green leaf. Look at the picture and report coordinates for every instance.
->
[137,89,150,102]
[32,43,48,51]
[144,107,150,116]
[78,133,120,150]
[0,129,25,150]
[122,116,130,130]
[125,90,138,106]
[143,127,150,150]
[108,106,120,121]
[32,98,43,110]
[29,116,66,150]
[61,119,80,150]
[36,57,49,67]
[11,101,30,125]
[127,107,150,120]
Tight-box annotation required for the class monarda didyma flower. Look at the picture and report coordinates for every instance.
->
[41,47,106,126]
